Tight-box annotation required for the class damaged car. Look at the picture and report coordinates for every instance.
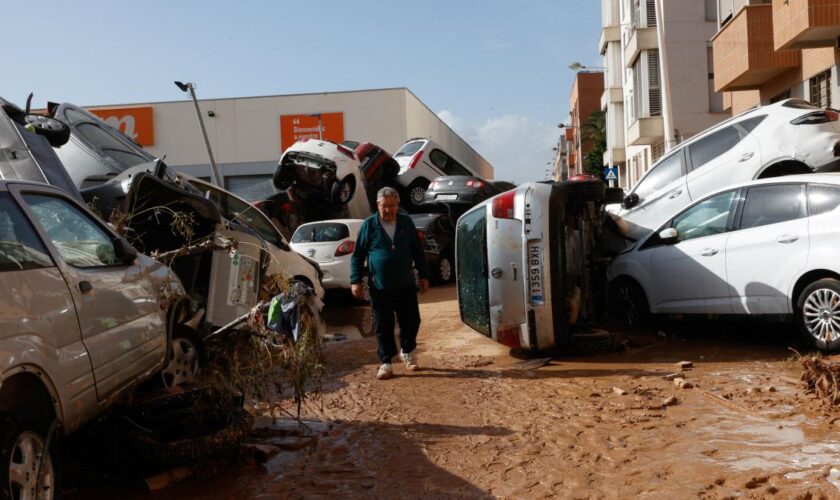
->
[608,173,840,352]
[608,99,840,242]
[456,179,608,351]
[0,180,183,499]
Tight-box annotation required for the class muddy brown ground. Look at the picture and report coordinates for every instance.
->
[73,284,840,499]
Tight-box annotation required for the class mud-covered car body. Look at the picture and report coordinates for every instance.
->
[456,180,606,351]
[354,141,400,209]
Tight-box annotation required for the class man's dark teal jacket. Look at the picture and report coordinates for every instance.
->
[350,212,430,290]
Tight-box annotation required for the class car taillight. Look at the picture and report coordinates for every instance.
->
[417,230,426,243]
[791,110,840,125]
[492,190,516,219]
[335,240,355,256]
[408,151,424,169]
[466,179,485,188]
[496,326,521,348]
[336,144,356,160]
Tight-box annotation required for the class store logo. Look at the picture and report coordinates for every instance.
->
[89,106,155,146]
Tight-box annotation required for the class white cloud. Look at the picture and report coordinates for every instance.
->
[437,111,557,184]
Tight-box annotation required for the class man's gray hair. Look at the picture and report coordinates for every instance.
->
[377,186,400,202]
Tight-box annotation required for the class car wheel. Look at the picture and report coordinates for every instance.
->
[435,254,453,284]
[610,279,650,329]
[331,176,356,205]
[0,416,56,500]
[407,179,430,209]
[161,330,202,388]
[796,278,840,351]
[23,114,70,148]
[273,165,295,190]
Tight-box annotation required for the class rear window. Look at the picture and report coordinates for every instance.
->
[394,141,424,158]
[808,184,840,216]
[291,223,350,243]
[457,208,490,336]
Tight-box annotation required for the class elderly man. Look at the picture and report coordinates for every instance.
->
[351,187,430,380]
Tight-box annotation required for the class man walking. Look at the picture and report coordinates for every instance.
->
[351,187,430,380]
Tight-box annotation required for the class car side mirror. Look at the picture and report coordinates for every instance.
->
[658,227,678,242]
[113,237,138,264]
[622,193,640,208]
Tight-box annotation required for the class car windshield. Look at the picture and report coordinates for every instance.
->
[291,223,350,243]
[188,179,286,248]
[394,141,424,158]
[456,207,490,336]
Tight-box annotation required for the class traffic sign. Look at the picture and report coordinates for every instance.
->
[604,167,618,181]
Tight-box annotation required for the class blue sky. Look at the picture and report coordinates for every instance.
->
[1,0,601,183]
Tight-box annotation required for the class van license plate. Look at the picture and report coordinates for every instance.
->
[528,243,544,305]
[436,194,458,201]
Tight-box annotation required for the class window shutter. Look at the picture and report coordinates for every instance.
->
[646,0,657,27]
[633,59,643,120]
[647,50,662,117]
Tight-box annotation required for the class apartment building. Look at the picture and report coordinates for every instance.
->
[712,0,840,115]
[566,72,605,177]
[600,0,728,190]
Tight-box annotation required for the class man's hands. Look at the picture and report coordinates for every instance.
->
[419,278,430,295]
[351,283,366,301]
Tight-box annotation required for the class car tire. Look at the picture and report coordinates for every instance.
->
[609,278,650,329]
[406,179,430,210]
[273,165,295,190]
[0,414,56,500]
[161,328,202,388]
[796,278,840,352]
[434,253,454,284]
[331,175,356,205]
[560,179,606,203]
[23,114,70,148]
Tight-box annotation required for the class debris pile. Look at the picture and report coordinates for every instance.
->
[801,355,840,406]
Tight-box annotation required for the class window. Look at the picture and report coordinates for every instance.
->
[740,184,806,230]
[24,195,120,268]
[770,89,792,104]
[808,184,840,216]
[633,151,684,201]
[688,126,742,170]
[456,208,490,336]
[444,158,471,176]
[429,149,448,171]
[671,191,738,242]
[809,70,832,108]
[736,115,767,133]
[291,223,350,243]
[0,193,53,272]
[394,141,424,158]
[648,50,662,116]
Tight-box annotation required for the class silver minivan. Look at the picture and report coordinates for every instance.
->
[456,180,605,351]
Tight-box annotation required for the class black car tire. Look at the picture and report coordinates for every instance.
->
[796,278,840,352]
[331,175,356,205]
[406,179,430,210]
[23,114,70,148]
[0,413,56,500]
[273,165,295,190]
[433,253,454,284]
[609,278,650,329]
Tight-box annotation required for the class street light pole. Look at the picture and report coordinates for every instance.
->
[174,81,223,187]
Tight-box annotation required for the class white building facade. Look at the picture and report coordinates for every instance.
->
[85,87,494,201]
[600,0,728,190]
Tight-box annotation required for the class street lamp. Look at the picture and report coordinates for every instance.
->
[568,62,606,71]
[174,81,223,187]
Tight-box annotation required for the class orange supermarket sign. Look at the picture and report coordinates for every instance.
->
[89,106,155,146]
[280,113,344,152]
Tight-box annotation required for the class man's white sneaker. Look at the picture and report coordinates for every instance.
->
[400,351,419,371]
[377,363,393,380]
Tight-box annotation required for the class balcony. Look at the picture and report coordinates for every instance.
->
[603,147,626,165]
[565,127,575,141]
[773,0,840,50]
[627,116,664,146]
[599,26,620,55]
[624,27,658,67]
[712,5,801,92]
[600,87,623,110]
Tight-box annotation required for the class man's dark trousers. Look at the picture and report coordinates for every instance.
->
[369,285,421,364]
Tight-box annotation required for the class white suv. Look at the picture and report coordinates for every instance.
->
[394,138,479,209]
[608,99,840,241]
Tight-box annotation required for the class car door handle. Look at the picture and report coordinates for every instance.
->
[511,263,518,281]
[79,281,93,293]
[668,189,683,199]
[740,152,755,162]
[700,248,718,256]
[776,234,799,244]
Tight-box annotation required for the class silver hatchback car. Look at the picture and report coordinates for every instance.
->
[0,180,182,498]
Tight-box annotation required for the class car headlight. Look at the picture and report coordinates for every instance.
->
[120,177,133,194]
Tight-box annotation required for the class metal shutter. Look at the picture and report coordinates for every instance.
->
[224,175,277,202]
[647,50,662,117]
[646,0,657,27]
